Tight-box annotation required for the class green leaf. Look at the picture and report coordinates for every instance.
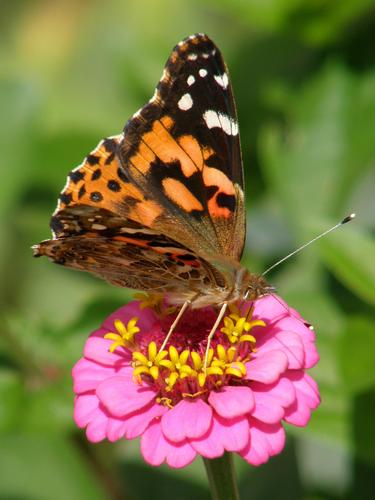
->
[292,386,351,446]
[339,316,375,394]
[260,64,375,235]
[0,434,107,500]
[0,370,24,432]
[203,0,375,45]
[117,460,209,500]
[21,378,74,433]
[319,224,375,306]
[352,390,375,466]
[238,439,302,500]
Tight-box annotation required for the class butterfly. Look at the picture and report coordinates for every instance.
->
[34,33,273,312]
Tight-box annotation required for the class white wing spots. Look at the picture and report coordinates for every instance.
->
[188,53,198,61]
[92,223,107,230]
[187,75,195,86]
[178,93,193,111]
[149,88,159,103]
[199,68,207,77]
[203,110,221,130]
[203,110,238,136]
[214,73,229,89]
[202,53,210,59]
[108,133,124,141]
[161,68,170,81]
[231,120,239,136]
[119,227,156,235]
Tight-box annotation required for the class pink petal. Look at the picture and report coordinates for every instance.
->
[245,350,288,384]
[191,414,250,457]
[74,394,110,443]
[277,316,315,342]
[106,403,167,442]
[276,324,319,369]
[161,399,213,442]
[256,331,305,369]
[251,295,290,324]
[74,394,99,427]
[102,301,158,332]
[84,335,131,366]
[86,408,109,443]
[240,418,286,466]
[141,420,165,466]
[140,420,166,466]
[123,402,167,439]
[189,421,224,458]
[88,327,107,339]
[106,418,128,442]
[252,295,319,369]
[96,375,156,418]
[215,414,250,452]
[141,420,196,468]
[72,359,131,394]
[250,377,296,424]
[166,443,196,468]
[303,340,319,369]
[208,386,254,418]
[284,372,320,426]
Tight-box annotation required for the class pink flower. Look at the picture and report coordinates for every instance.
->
[72,295,320,468]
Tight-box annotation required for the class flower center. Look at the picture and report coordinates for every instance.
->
[104,297,266,407]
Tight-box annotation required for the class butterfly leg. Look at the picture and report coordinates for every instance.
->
[203,302,228,371]
[158,299,192,353]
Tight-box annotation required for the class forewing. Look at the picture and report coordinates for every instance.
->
[119,33,245,261]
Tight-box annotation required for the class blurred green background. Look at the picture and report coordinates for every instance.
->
[1,1,375,499]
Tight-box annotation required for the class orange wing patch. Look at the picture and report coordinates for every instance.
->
[130,121,205,178]
[127,117,236,220]
[57,135,138,215]
[56,135,163,229]
[162,178,204,212]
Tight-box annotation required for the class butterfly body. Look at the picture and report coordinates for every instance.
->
[34,33,272,307]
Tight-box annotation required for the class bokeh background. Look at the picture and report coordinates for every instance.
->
[1,1,375,499]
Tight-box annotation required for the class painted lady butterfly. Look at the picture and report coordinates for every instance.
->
[34,33,273,312]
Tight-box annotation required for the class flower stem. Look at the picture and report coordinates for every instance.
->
[203,453,240,500]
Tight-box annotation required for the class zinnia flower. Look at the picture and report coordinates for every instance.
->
[73,294,320,468]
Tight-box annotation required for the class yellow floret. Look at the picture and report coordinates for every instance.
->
[104,317,140,352]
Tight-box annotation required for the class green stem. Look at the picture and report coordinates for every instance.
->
[203,453,240,500]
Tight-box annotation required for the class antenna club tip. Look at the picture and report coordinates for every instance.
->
[341,213,356,224]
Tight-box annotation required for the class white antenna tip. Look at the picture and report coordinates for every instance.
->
[262,212,357,276]
[341,213,356,224]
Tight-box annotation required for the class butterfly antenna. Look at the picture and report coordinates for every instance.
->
[262,213,356,277]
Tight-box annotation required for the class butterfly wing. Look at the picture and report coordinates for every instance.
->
[35,212,232,306]
[51,34,244,261]
[35,34,246,301]
[119,33,245,261]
